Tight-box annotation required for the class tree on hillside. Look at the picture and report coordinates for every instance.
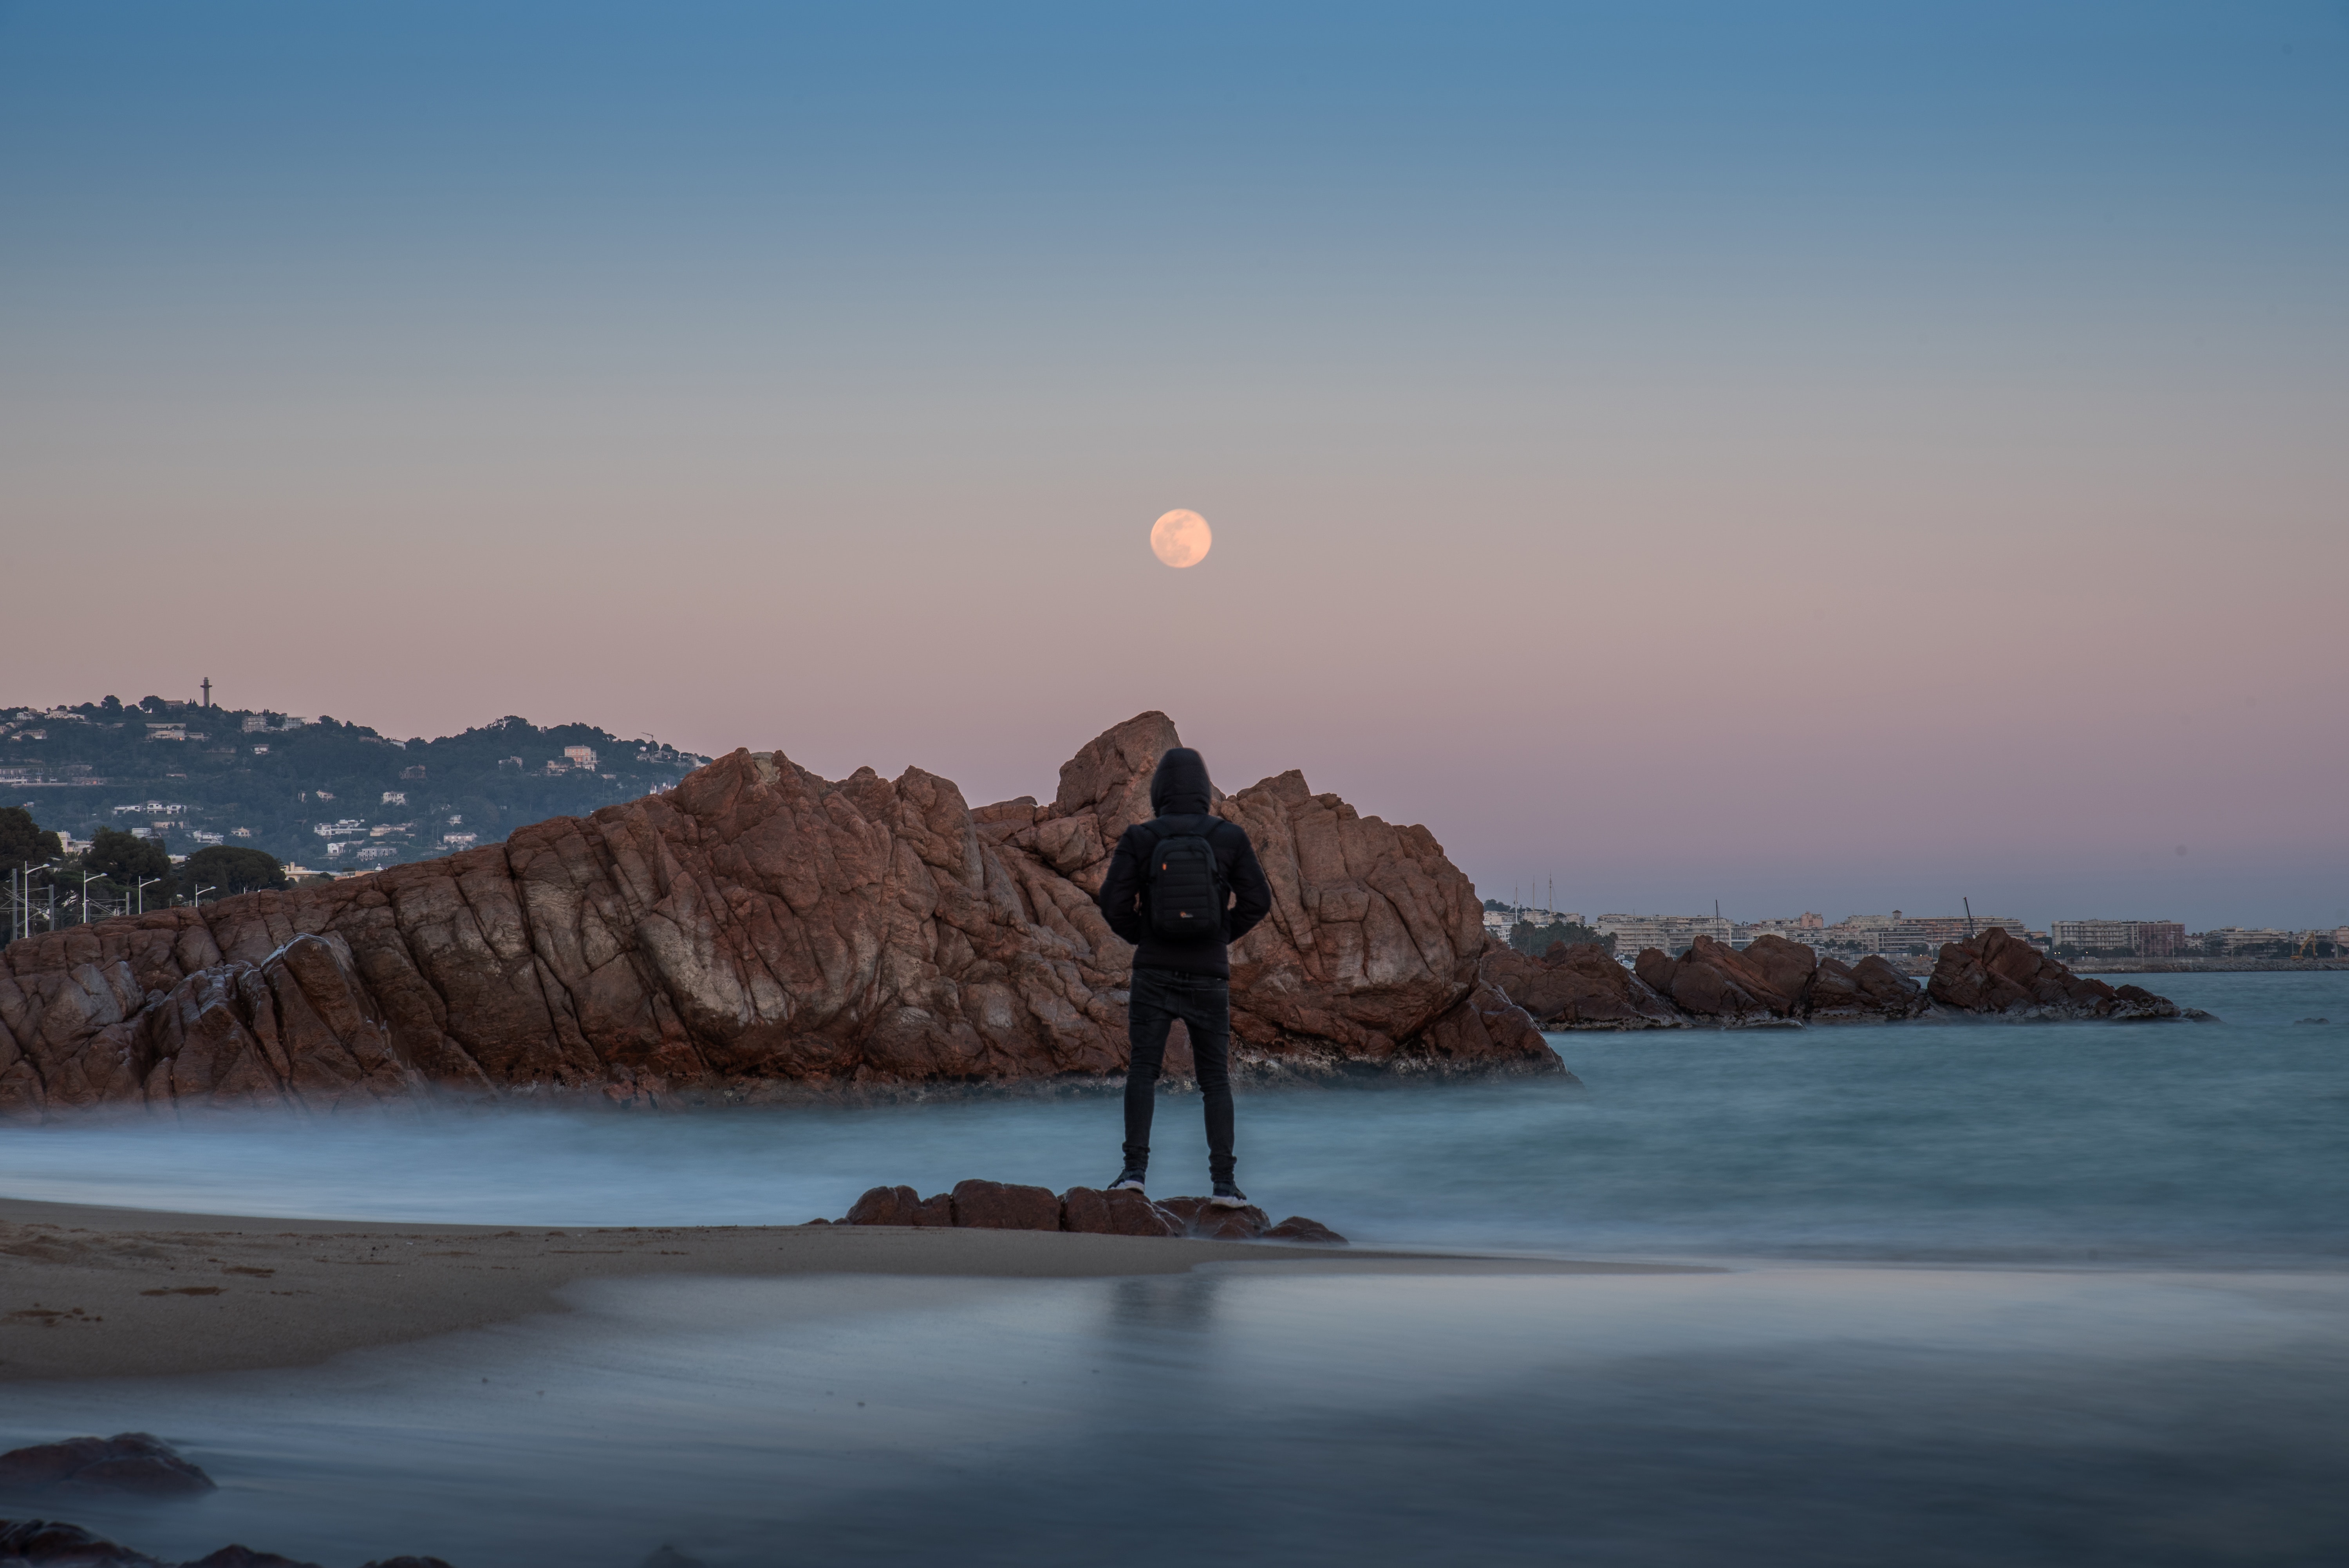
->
[181,845,288,897]
[1511,919,1614,956]
[85,826,172,884]
[0,806,63,866]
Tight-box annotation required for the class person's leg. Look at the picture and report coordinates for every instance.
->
[1174,977,1236,1184]
[1122,970,1176,1172]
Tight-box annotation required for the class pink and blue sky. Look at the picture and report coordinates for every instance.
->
[3,2,2344,929]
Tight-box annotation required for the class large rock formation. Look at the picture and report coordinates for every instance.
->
[0,715,1558,1120]
[1928,926,2183,1020]
[1492,930,2174,1028]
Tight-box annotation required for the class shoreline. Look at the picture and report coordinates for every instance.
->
[0,1196,1692,1384]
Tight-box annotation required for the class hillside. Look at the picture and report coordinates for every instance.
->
[1,697,707,874]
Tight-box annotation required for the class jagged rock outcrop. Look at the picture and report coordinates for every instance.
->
[837,1179,1345,1245]
[1928,927,2183,1019]
[1488,931,2180,1028]
[0,715,1557,1120]
[1480,942,1685,1029]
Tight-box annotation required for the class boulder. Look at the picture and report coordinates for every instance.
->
[1057,1187,1180,1237]
[841,1185,922,1227]
[910,1193,956,1228]
[1263,1216,1348,1244]
[1807,955,1929,1021]
[1481,942,1683,1030]
[1636,937,1795,1022]
[0,1519,163,1567]
[0,1436,213,1498]
[947,1179,1061,1231]
[1927,928,2180,1019]
[0,715,1559,1121]
[184,1550,323,1568]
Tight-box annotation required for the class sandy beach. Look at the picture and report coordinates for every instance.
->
[0,1196,1687,1382]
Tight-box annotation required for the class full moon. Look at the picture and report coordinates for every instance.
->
[1150,509,1212,568]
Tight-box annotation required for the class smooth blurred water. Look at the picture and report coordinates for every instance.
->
[5,1266,2344,1567]
[4,972,2344,1567]
[3,972,2342,1264]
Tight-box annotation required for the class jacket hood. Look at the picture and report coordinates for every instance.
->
[1149,747,1214,816]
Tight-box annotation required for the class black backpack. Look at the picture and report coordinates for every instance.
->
[1144,817,1227,941]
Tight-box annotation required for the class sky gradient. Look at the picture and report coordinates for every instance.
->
[4,2,2345,929]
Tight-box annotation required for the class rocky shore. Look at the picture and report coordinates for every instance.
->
[832,1178,1345,1245]
[0,715,1558,1122]
[1489,927,2192,1029]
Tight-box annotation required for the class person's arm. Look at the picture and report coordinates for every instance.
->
[1222,830,1273,943]
[1096,827,1149,944]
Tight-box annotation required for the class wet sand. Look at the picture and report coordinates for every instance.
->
[0,1196,1693,1382]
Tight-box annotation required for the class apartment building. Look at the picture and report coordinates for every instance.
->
[2050,919,2186,957]
[1594,914,1732,954]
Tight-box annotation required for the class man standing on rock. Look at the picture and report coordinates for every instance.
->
[1095,746,1274,1207]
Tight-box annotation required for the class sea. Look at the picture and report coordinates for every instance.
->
[2,970,2344,1566]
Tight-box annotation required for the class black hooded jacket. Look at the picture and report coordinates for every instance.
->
[1095,747,1273,979]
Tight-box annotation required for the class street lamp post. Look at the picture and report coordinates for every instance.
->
[192,883,218,907]
[136,876,162,915]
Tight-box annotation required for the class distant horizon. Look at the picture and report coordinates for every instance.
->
[5,3,2342,932]
[6,685,2333,934]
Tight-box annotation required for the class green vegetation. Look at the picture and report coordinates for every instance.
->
[1509,919,1615,957]
[0,805,61,867]
[84,825,173,883]
[1,700,707,878]
[181,845,289,897]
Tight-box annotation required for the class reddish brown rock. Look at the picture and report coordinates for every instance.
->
[1057,1186,1182,1237]
[1808,954,1930,1021]
[1928,927,2179,1019]
[1635,936,1796,1022]
[1482,942,1684,1030]
[947,1178,1061,1231]
[0,1519,164,1567]
[910,1193,956,1227]
[0,715,1558,1121]
[0,1435,213,1497]
[842,1185,922,1226]
[1263,1216,1348,1244]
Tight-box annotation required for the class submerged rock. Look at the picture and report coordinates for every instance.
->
[0,1435,213,1498]
[0,1520,337,1568]
[838,1181,1344,1245]
[0,714,1557,1122]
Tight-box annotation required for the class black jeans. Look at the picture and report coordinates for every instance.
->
[1123,968,1235,1182]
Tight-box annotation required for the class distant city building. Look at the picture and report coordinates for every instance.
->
[1821,912,2027,953]
[251,744,269,755]
[144,723,187,741]
[189,830,224,845]
[355,845,397,861]
[564,745,598,770]
[442,832,479,849]
[381,790,407,806]
[2193,927,2298,955]
[2050,919,2185,957]
[1595,914,1732,954]
[241,715,271,733]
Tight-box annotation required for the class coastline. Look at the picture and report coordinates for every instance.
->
[0,1196,1689,1383]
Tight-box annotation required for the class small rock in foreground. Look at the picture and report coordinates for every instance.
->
[838,1179,1345,1245]
[0,1435,213,1498]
